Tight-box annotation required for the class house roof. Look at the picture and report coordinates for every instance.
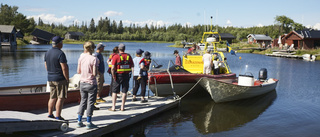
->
[66,32,84,36]
[31,28,55,41]
[214,33,236,39]
[0,25,17,33]
[296,29,320,39]
[247,34,272,40]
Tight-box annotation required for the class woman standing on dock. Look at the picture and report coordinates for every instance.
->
[76,41,99,129]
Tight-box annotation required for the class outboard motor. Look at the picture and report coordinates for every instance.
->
[259,68,268,81]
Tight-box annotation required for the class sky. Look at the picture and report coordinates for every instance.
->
[2,0,320,29]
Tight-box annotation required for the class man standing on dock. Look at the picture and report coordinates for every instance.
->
[93,43,106,104]
[110,43,133,111]
[44,36,69,120]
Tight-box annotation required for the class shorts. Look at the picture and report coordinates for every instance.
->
[96,71,105,95]
[48,79,68,99]
[111,73,130,93]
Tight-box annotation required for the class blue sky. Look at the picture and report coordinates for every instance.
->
[3,0,320,29]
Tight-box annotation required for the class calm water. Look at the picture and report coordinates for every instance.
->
[1,43,320,136]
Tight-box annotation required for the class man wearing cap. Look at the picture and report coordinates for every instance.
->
[174,50,181,66]
[110,43,134,111]
[93,43,106,103]
[44,36,69,120]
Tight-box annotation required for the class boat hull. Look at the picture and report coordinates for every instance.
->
[148,72,236,97]
[199,77,278,103]
[0,84,110,111]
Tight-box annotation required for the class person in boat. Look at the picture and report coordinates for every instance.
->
[44,36,69,120]
[77,41,99,129]
[187,44,200,55]
[174,50,181,66]
[132,49,149,103]
[212,53,220,75]
[93,43,106,104]
[107,46,119,96]
[202,49,213,75]
[110,43,134,111]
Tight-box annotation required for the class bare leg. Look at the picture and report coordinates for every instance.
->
[48,98,57,116]
[55,98,65,117]
[111,92,117,110]
[121,92,127,110]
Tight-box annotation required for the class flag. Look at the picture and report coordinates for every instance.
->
[226,41,236,56]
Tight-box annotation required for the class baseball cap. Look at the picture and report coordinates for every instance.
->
[52,36,64,44]
[96,43,105,49]
[118,43,125,49]
[136,49,144,54]
[144,51,151,57]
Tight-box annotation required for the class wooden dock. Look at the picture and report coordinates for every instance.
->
[265,53,303,59]
[0,95,179,136]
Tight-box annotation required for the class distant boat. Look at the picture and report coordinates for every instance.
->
[302,54,316,61]
[29,40,40,45]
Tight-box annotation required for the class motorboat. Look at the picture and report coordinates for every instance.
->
[0,74,110,111]
[302,54,316,61]
[148,66,236,96]
[198,69,278,103]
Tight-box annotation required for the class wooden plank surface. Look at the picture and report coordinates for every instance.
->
[1,95,179,136]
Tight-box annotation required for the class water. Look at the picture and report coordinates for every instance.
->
[1,43,320,136]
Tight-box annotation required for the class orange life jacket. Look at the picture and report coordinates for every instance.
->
[139,58,151,69]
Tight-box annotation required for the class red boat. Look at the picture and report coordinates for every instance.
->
[148,66,236,97]
[0,84,110,112]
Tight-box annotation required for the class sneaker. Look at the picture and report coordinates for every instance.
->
[86,122,98,129]
[141,99,148,103]
[56,116,65,120]
[96,98,106,103]
[132,98,138,102]
[48,114,55,119]
[93,105,100,110]
[77,121,85,128]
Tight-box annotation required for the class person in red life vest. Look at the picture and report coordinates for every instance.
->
[110,43,134,111]
[132,51,151,103]
[187,44,200,55]
[107,46,119,96]
[173,50,181,66]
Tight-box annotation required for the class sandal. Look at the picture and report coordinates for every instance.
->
[108,108,116,111]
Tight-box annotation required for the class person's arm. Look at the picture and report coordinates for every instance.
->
[111,65,116,80]
[45,62,47,70]
[61,63,69,82]
[93,65,97,76]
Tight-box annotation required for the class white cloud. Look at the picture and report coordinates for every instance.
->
[313,23,320,30]
[27,14,75,25]
[104,11,123,17]
[225,20,232,27]
[256,23,264,27]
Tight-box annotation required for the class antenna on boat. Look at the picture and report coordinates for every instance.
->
[210,16,213,31]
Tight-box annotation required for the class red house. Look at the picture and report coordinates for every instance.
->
[283,29,320,50]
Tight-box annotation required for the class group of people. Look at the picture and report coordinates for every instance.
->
[202,49,220,75]
[44,36,155,129]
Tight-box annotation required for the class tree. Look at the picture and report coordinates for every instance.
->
[89,18,95,33]
[118,20,124,34]
[275,15,294,33]
[0,4,18,25]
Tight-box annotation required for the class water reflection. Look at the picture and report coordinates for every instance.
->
[183,90,277,134]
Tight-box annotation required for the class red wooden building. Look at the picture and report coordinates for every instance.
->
[282,29,320,50]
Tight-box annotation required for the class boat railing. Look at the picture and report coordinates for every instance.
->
[166,61,178,99]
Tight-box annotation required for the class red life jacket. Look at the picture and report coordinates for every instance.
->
[139,58,151,69]
[116,53,132,74]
